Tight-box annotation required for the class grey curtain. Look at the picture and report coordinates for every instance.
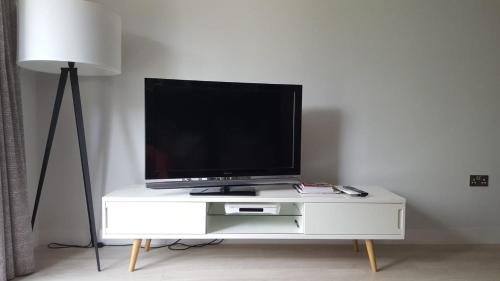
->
[0,0,35,280]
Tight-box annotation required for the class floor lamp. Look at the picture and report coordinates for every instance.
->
[17,0,121,271]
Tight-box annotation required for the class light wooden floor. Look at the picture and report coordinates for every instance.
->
[18,244,500,281]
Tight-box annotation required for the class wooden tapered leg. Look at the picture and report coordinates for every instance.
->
[145,239,152,252]
[129,239,142,272]
[365,240,377,272]
[352,240,360,252]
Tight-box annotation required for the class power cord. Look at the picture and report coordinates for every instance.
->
[162,239,223,250]
[47,242,98,249]
[47,239,223,250]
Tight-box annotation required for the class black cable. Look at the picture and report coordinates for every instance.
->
[101,243,133,247]
[47,239,224,250]
[167,239,223,251]
[47,242,93,249]
[149,239,181,249]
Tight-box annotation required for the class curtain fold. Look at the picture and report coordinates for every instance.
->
[0,0,35,280]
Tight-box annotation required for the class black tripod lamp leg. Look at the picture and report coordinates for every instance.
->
[69,66,101,271]
[31,69,69,229]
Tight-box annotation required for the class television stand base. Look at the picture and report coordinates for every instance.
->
[189,186,256,196]
[102,185,406,272]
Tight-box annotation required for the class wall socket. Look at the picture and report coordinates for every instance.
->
[469,175,489,187]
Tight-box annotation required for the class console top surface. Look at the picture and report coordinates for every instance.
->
[103,185,405,204]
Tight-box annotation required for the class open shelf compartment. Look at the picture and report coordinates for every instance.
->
[207,202,303,216]
[206,202,304,234]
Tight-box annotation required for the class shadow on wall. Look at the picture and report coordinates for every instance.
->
[121,32,174,76]
[301,109,341,183]
[83,75,112,202]
[301,110,468,243]
[95,32,173,193]
[80,33,173,237]
[404,203,468,243]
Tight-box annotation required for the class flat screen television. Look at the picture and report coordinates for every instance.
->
[145,78,302,195]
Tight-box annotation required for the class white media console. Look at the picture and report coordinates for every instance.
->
[102,185,406,272]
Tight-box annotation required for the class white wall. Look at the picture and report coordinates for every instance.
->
[21,0,500,245]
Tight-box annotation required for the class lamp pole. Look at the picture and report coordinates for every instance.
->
[31,62,101,271]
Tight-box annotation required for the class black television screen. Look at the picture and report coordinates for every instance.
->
[145,78,302,181]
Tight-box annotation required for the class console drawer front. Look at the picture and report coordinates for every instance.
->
[104,202,206,235]
[304,203,404,235]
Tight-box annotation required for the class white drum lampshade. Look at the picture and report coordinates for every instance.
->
[17,0,121,76]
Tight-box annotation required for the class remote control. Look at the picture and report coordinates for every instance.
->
[335,186,368,197]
